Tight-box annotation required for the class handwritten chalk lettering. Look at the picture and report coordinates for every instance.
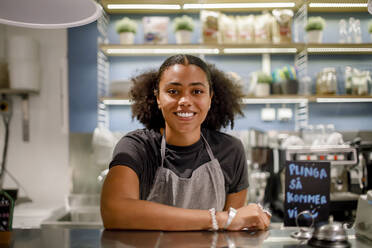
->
[287,192,327,205]
[288,207,298,218]
[288,163,328,179]
[311,208,319,218]
[287,207,319,219]
[289,177,303,190]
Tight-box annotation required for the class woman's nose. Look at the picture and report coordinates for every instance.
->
[178,94,191,106]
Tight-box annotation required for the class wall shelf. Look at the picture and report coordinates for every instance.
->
[100,43,372,56]
[101,0,303,14]
[100,0,368,14]
[99,43,302,56]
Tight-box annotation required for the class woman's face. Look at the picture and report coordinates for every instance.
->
[157,64,212,137]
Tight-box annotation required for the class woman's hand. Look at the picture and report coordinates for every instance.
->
[226,203,271,231]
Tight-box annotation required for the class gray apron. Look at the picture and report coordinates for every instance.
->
[146,133,226,211]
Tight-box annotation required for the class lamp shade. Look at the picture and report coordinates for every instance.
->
[0,0,102,29]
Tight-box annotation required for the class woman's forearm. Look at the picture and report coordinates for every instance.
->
[101,198,228,231]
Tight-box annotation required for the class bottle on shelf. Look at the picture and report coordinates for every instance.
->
[338,19,347,44]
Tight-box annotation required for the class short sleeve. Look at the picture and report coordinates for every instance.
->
[109,133,146,179]
[228,139,249,194]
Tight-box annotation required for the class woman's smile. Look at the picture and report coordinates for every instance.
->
[175,111,196,119]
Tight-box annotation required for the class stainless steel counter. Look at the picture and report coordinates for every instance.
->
[6,224,372,248]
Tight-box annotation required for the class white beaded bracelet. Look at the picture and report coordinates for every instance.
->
[224,207,237,229]
[209,208,219,231]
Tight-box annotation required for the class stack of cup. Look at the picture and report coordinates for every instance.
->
[7,35,40,91]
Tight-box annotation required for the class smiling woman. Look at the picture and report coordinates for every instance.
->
[100,54,271,231]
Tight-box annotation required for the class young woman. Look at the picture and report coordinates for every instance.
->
[101,54,271,231]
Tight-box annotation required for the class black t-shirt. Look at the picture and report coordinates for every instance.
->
[109,128,249,200]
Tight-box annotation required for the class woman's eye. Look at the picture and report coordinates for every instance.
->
[193,89,203,94]
[167,89,178,95]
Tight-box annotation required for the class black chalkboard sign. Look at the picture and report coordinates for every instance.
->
[284,161,330,226]
[0,190,14,231]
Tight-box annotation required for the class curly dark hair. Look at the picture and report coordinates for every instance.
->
[130,54,244,131]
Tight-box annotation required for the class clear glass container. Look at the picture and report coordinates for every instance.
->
[316,68,337,95]
[338,19,347,43]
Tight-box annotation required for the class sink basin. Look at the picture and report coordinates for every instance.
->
[42,194,103,229]
[41,207,103,229]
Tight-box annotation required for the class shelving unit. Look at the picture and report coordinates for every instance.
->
[97,0,372,132]
[0,88,39,141]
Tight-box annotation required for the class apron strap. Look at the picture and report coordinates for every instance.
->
[160,131,215,168]
[161,135,166,168]
[200,132,215,160]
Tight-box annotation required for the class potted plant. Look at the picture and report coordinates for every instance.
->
[115,17,137,44]
[368,20,372,42]
[173,15,194,44]
[305,16,326,43]
[255,71,272,97]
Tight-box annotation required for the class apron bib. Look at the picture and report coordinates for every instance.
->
[146,133,226,211]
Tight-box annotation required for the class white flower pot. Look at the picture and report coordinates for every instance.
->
[175,30,192,44]
[119,32,135,44]
[306,30,323,43]
[255,83,270,97]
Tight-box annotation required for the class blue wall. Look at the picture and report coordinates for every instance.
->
[68,12,372,133]
[68,22,99,133]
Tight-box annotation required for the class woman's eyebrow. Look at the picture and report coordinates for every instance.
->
[166,82,207,88]
[190,82,207,88]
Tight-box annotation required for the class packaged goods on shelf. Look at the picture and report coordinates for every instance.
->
[219,14,237,44]
[254,12,273,44]
[201,10,220,44]
[272,9,293,44]
[143,17,169,44]
[344,66,371,96]
[236,15,255,44]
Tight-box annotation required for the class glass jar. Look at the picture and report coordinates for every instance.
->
[316,68,337,95]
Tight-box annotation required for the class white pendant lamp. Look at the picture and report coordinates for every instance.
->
[0,0,102,29]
